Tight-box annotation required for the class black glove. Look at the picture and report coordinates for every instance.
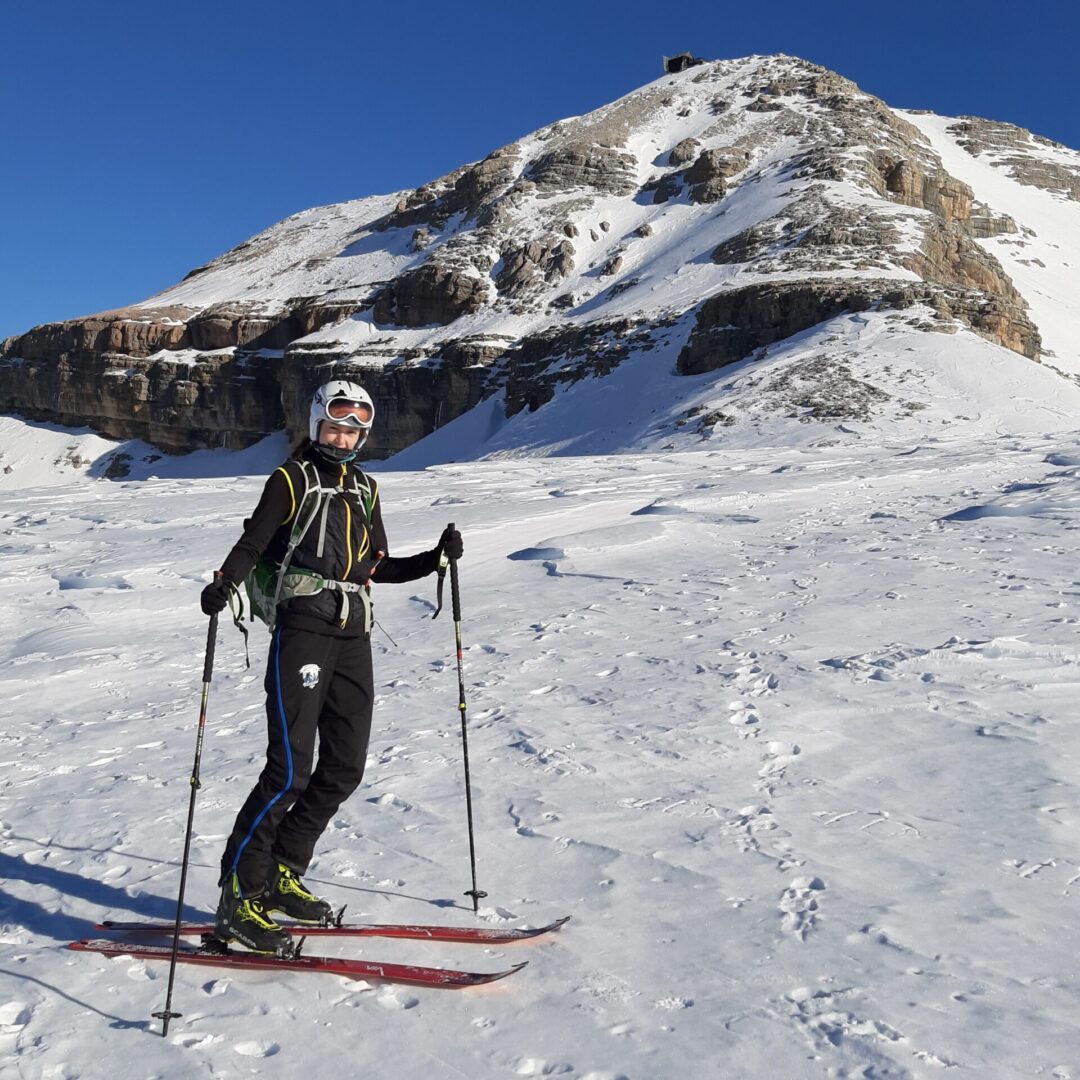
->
[437,526,463,561]
[200,577,229,616]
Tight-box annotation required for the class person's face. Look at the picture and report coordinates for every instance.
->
[319,421,361,450]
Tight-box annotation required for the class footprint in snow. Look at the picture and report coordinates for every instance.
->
[508,546,566,562]
[756,742,800,794]
[367,792,413,811]
[377,990,419,1010]
[233,1040,280,1057]
[54,572,133,590]
[0,1001,33,1029]
[787,985,908,1059]
[514,1059,573,1077]
[173,1032,223,1049]
[728,700,759,726]
[779,876,825,940]
[653,996,694,1010]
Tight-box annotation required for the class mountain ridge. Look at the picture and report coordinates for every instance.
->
[2,53,1078,469]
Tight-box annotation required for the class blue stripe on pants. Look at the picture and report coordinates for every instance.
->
[227,627,294,885]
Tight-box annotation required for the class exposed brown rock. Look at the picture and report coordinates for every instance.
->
[677,281,879,375]
[711,197,901,276]
[495,237,576,297]
[876,156,973,224]
[966,202,1018,239]
[600,255,623,277]
[798,208,900,250]
[376,146,519,231]
[712,221,783,264]
[949,118,1080,202]
[0,347,285,453]
[897,221,1037,356]
[758,63,859,102]
[676,278,1040,377]
[528,142,638,195]
[502,319,644,415]
[372,262,489,327]
[642,173,683,204]
[684,148,751,204]
[4,299,356,365]
[669,137,701,166]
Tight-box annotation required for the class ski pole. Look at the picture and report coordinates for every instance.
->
[447,523,486,914]
[153,573,222,1037]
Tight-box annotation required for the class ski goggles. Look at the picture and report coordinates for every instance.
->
[325,398,374,428]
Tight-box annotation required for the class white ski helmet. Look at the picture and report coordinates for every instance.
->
[308,380,375,445]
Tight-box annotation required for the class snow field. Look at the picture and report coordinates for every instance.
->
[3,430,1080,1077]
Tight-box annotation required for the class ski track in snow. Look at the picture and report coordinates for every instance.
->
[3,432,1080,1077]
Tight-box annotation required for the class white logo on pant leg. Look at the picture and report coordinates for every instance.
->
[299,664,321,690]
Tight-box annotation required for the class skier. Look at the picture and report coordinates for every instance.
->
[199,380,463,955]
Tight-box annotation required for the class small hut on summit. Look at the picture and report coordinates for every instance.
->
[663,52,706,74]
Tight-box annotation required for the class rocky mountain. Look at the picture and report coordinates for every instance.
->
[3,53,1079,467]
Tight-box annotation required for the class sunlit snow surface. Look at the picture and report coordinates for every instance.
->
[3,418,1080,1078]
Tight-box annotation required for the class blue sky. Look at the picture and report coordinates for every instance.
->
[2,0,1076,341]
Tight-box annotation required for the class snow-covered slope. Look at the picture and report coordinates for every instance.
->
[903,110,1080,376]
[145,193,407,314]
[4,428,1080,1077]
[389,310,1080,468]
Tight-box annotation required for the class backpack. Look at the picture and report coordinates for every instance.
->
[244,458,376,631]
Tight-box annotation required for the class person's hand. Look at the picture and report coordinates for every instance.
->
[438,526,463,561]
[200,577,229,616]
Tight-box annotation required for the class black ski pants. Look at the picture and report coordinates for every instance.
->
[220,625,373,896]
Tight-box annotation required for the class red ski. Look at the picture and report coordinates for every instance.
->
[96,915,570,945]
[69,938,527,989]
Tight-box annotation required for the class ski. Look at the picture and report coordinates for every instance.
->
[69,938,527,989]
[96,914,570,944]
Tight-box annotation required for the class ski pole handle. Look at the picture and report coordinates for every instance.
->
[203,572,222,683]
[447,522,462,623]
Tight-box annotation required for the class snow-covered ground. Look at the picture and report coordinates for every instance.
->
[3,415,1080,1078]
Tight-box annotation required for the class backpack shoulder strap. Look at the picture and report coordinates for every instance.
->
[350,468,377,526]
[290,459,325,539]
[275,460,307,526]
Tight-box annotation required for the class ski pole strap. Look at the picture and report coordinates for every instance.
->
[225,581,250,669]
[432,551,449,620]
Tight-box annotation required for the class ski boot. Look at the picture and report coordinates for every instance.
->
[214,873,293,956]
[264,861,335,925]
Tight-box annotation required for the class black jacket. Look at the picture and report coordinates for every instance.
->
[219,443,439,637]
